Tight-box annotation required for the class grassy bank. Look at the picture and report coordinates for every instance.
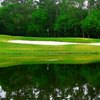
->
[0,35,100,67]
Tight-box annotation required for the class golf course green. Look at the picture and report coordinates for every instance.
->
[0,35,100,67]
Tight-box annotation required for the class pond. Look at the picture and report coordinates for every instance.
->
[0,63,100,100]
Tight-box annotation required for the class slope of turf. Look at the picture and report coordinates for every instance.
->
[0,35,100,67]
[0,35,100,43]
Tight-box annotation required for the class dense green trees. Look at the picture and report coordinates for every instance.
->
[82,9,100,38]
[0,3,34,36]
[54,7,87,37]
[27,8,48,36]
[0,0,99,38]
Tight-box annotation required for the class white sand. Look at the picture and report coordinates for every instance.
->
[8,40,100,46]
[8,40,81,45]
[87,43,100,46]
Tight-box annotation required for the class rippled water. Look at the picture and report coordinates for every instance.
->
[0,64,100,100]
[0,84,100,100]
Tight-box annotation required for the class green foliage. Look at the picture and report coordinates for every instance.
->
[27,8,48,36]
[54,7,85,37]
[0,4,33,35]
[82,9,100,37]
[0,0,99,37]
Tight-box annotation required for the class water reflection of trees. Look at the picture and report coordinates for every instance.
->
[0,63,100,99]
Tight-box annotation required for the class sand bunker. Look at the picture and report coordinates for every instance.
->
[87,43,100,46]
[8,40,81,45]
[8,40,100,46]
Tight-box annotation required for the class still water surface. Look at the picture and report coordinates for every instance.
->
[0,64,100,100]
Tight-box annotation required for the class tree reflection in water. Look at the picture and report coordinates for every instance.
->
[0,64,100,100]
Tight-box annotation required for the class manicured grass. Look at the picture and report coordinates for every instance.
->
[0,35,100,43]
[0,35,100,67]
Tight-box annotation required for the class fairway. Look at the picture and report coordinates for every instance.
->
[0,35,100,67]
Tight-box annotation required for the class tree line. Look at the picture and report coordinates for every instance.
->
[0,0,99,38]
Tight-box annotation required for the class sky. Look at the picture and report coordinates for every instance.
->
[0,0,89,8]
[0,0,4,6]
[0,0,3,3]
